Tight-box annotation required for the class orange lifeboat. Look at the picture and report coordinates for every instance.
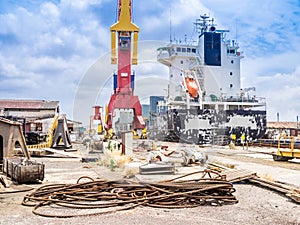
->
[185,77,199,98]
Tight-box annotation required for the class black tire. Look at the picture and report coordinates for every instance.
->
[272,154,292,161]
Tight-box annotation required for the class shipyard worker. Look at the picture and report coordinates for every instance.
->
[231,133,236,143]
[229,133,236,149]
[132,129,138,139]
[241,133,246,150]
[140,128,148,139]
[83,135,91,150]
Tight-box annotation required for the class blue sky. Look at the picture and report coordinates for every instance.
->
[0,0,300,125]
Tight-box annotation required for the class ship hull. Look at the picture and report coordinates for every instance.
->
[149,108,266,145]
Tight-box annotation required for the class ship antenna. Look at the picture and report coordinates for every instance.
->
[235,19,238,43]
[169,7,172,42]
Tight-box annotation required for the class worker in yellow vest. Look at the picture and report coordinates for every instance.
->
[140,128,148,139]
[241,133,246,150]
[229,133,236,149]
[132,129,138,139]
[231,133,236,144]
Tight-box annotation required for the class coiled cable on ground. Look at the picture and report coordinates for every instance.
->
[22,169,238,218]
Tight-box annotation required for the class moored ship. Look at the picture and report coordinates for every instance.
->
[149,15,266,145]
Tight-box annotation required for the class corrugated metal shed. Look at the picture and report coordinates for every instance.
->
[0,117,21,125]
[0,99,59,109]
[267,122,298,129]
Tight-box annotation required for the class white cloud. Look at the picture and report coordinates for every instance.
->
[60,0,102,10]
[40,2,60,19]
[0,61,20,77]
[0,0,108,98]
[1,0,300,125]
[241,45,300,122]
[0,13,17,34]
[138,0,207,38]
[242,50,300,79]
[172,0,207,25]
[255,67,300,122]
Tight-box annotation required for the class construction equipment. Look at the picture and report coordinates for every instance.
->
[140,127,148,139]
[26,114,58,149]
[25,114,72,150]
[273,135,300,161]
[106,0,145,136]
[104,128,115,141]
[0,117,31,160]
[51,114,72,149]
[132,129,138,139]
[0,118,44,183]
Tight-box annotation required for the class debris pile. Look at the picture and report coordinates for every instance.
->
[22,170,238,218]
[148,144,207,166]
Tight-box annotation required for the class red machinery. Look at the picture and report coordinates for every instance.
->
[106,0,145,132]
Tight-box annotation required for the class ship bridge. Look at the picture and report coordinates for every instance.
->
[157,44,199,66]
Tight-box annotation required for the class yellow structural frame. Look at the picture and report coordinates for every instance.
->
[26,114,59,149]
[276,136,300,159]
[110,0,139,65]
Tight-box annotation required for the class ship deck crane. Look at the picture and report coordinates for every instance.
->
[106,0,145,135]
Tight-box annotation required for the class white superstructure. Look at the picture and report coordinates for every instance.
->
[150,15,266,145]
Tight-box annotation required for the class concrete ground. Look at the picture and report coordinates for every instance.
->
[0,142,299,225]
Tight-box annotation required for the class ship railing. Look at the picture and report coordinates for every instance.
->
[203,95,266,104]
[157,51,169,59]
[236,96,266,104]
[157,47,170,58]
[157,49,171,66]
[253,97,266,104]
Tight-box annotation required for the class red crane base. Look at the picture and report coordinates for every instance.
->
[107,93,145,129]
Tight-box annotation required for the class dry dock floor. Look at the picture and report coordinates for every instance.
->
[0,142,299,225]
